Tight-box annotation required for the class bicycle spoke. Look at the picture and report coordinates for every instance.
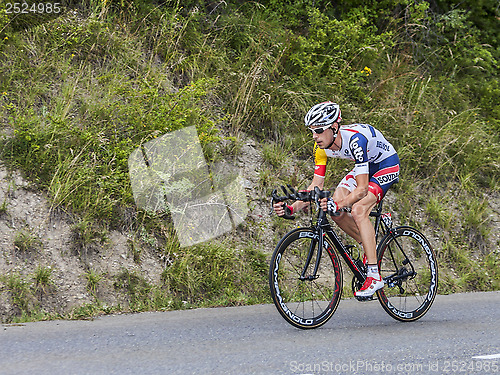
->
[269,229,342,329]
[377,226,438,322]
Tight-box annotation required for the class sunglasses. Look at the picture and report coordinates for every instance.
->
[308,125,331,134]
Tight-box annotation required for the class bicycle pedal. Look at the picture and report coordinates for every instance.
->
[355,295,374,302]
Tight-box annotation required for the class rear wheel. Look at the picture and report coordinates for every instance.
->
[376,226,438,322]
[269,228,342,329]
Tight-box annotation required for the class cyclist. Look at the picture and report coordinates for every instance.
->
[273,101,400,297]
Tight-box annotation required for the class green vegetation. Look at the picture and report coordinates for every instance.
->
[33,265,54,295]
[161,243,269,307]
[13,229,43,254]
[84,268,103,297]
[0,271,55,322]
[0,0,498,321]
[71,219,109,261]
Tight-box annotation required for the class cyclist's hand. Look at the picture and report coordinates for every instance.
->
[319,197,328,212]
[274,202,295,220]
[321,198,340,216]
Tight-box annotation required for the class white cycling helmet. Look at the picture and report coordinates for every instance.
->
[304,102,341,127]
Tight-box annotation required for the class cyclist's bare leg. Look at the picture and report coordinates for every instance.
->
[330,188,362,243]
[350,192,378,264]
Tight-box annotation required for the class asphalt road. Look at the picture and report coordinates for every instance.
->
[1,292,499,375]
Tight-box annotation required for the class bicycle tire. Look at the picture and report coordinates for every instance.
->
[269,228,342,329]
[376,226,438,322]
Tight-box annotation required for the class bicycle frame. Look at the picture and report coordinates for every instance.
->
[322,218,365,283]
[303,198,392,285]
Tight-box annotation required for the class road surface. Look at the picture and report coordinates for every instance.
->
[1,292,499,374]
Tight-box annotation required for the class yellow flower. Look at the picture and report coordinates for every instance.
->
[363,66,372,76]
[4,37,8,40]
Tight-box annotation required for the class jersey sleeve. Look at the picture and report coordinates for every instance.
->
[348,133,369,176]
[313,143,327,178]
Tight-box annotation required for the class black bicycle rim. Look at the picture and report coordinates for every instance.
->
[269,228,342,329]
[376,226,438,322]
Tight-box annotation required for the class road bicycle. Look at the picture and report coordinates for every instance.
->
[269,186,438,329]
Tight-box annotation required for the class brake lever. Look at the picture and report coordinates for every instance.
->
[313,186,332,212]
[270,189,280,216]
[271,188,295,220]
[272,188,286,203]
[287,184,298,199]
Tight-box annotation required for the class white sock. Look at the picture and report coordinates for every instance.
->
[367,264,380,280]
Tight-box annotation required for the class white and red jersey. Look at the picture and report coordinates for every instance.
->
[314,124,397,178]
[313,124,400,202]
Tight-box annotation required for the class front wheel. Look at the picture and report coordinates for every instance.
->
[269,228,343,329]
[376,226,438,322]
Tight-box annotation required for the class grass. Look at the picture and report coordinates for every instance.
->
[461,197,491,246]
[426,194,454,231]
[1,239,270,322]
[33,266,54,295]
[0,197,8,215]
[1,9,222,225]
[2,273,33,312]
[113,268,153,310]
[70,219,108,261]
[69,301,118,320]
[13,229,43,254]
[1,271,55,322]
[161,242,269,307]
[127,237,142,264]
[84,268,102,297]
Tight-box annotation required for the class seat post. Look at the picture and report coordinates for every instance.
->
[377,198,384,214]
[370,198,384,217]
[372,198,385,240]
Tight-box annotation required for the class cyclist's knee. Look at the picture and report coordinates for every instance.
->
[351,202,371,223]
[333,187,349,202]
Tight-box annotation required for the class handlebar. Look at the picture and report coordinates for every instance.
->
[271,185,333,220]
[271,185,331,204]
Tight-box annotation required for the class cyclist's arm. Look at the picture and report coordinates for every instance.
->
[289,174,324,213]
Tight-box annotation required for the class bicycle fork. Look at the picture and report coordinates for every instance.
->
[299,229,324,281]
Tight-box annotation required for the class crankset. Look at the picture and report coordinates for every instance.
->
[351,276,375,302]
[299,275,320,281]
[356,295,374,302]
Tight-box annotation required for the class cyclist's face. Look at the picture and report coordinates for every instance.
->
[311,123,336,148]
